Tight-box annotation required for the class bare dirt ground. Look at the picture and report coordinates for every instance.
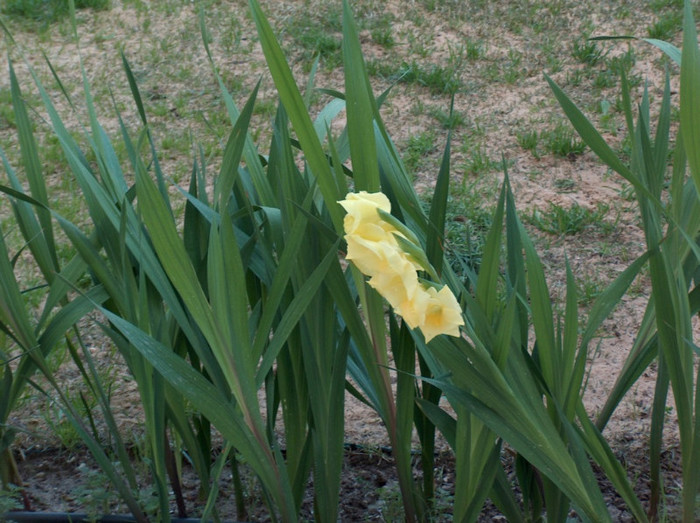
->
[0,0,692,519]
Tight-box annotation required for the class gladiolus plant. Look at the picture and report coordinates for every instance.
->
[1,0,699,521]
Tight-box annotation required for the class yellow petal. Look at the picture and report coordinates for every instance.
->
[345,233,400,276]
[394,284,430,330]
[368,255,420,312]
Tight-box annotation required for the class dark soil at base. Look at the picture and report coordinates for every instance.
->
[4,440,684,522]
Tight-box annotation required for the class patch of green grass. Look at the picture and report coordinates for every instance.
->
[298,30,342,67]
[517,123,586,159]
[409,99,425,116]
[366,13,396,49]
[647,11,683,40]
[398,60,463,94]
[1,0,109,25]
[43,397,86,450]
[283,2,395,68]
[365,58,392,78]
[528,201,616,236]
[220,14,244,53]
[148,101,170,118]
[649,0,683,10]
[253,98,278,119]
[375,38,470,93]
[41,133,70,174]
[543,123,586,157]
[284,6,343,69]
[539,36,564,73]
[160,128,191,159]
[403,130,436,172]
[451,184,496,275]
[565,68,585,87]
[484,48,527,84]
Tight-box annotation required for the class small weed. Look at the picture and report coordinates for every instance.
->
[0,485,24,513]
[0,88,17,129]
[572,39,604,66]
[462,145,498,177]
[553,178,577,192]
[428,106,468,129]
[406,30,432,57]
[537,33,563,73]
[618,181,636,201]
[465,38,485,60]
[502,48,525,84]
[377,482,405,522]
[438,181,497,278]
[365,58,390,78]
[74,464,116,519]
[566,68,585,87]
[221,15,243,53]
[160,129,191,157]
[543,123,586,157]
[517,130,540,158]
[43,399,84,450]
[545,54,563,74]
[410,99,425,116]
[593,68,618,90]
[577,273,605,305]
[297,30,342,68]
[371,26,395,48]
[607,47,637,76]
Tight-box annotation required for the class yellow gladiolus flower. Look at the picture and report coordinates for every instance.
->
[367,254,420,315]
[339,191,392,235]
[345,230,400,276]
[419,286,464,342]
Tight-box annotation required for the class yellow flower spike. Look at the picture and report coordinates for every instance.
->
[339,191,464,342]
